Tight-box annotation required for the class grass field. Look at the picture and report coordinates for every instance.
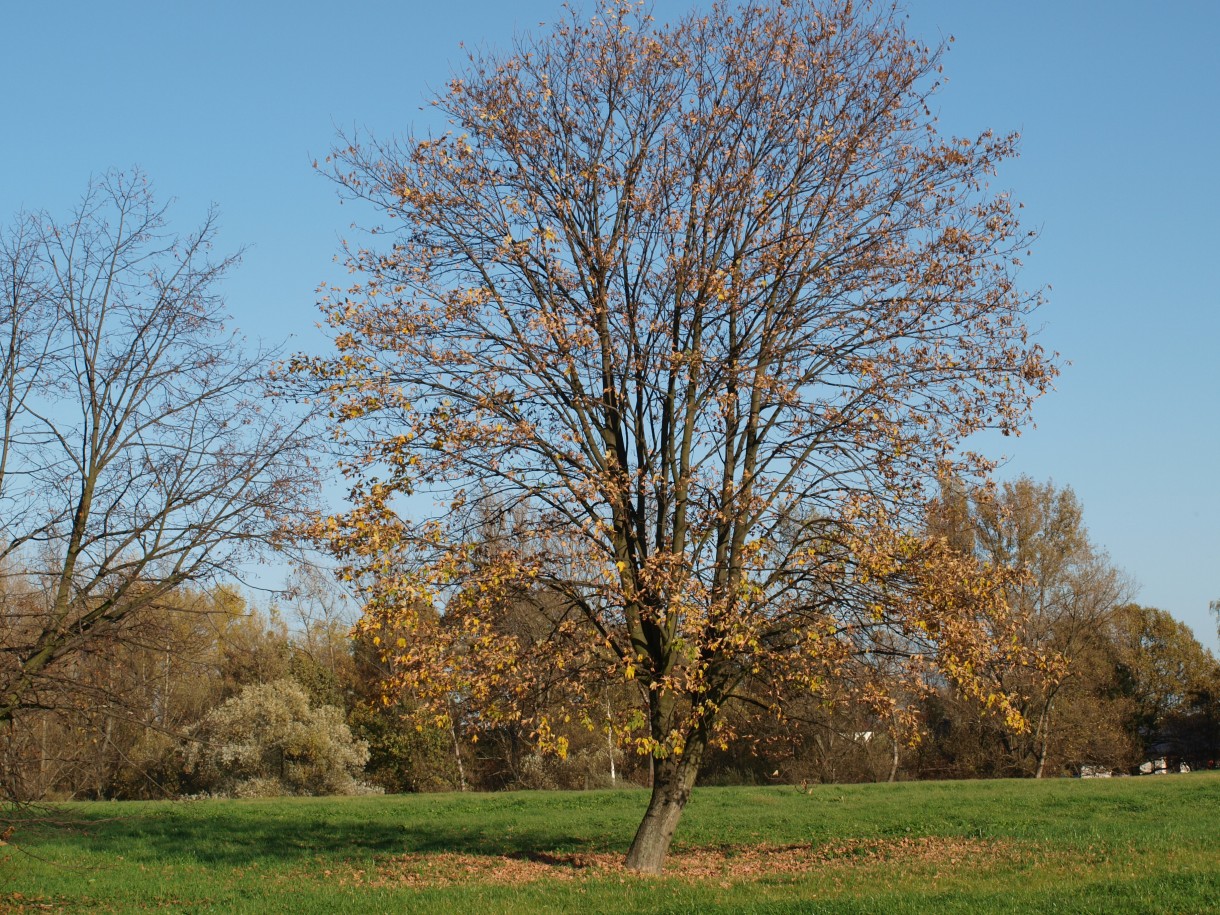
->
[3,774,1218,913]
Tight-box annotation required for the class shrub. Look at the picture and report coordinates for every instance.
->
[190,679,373,797]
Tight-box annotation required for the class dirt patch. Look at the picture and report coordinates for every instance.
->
[345,836,1015,888]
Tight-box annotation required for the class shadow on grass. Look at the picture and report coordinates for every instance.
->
[7,796,638,869]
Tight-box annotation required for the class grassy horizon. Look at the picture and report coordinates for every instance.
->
[4,774,1218,913]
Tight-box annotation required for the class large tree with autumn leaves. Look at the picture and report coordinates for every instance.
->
[299,0,1054,872]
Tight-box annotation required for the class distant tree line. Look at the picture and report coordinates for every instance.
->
[2,478,1216,801]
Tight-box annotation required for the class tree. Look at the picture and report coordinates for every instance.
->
[928,478,1133,777]
[282,564,359,706]
[300,0,1054,872]
[0,170,316,733]
[1111,603,1220,766]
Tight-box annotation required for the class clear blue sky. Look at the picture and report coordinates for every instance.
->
[4,1,1217,649]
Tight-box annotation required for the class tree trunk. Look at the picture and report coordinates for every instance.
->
[448,711,467,792]
[1034,699,1053,779]
[624,741,704,874]
[605,693,617,787]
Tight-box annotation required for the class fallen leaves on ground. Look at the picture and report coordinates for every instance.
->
[342,836,1017,889]
[0,894,66,912]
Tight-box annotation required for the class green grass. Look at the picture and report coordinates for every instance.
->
[4,775,1219,913]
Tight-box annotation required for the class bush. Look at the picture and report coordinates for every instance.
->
[189,679,374,797]
[347,704,459,793]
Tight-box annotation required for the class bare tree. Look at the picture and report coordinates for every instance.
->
[0,170,317,732]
